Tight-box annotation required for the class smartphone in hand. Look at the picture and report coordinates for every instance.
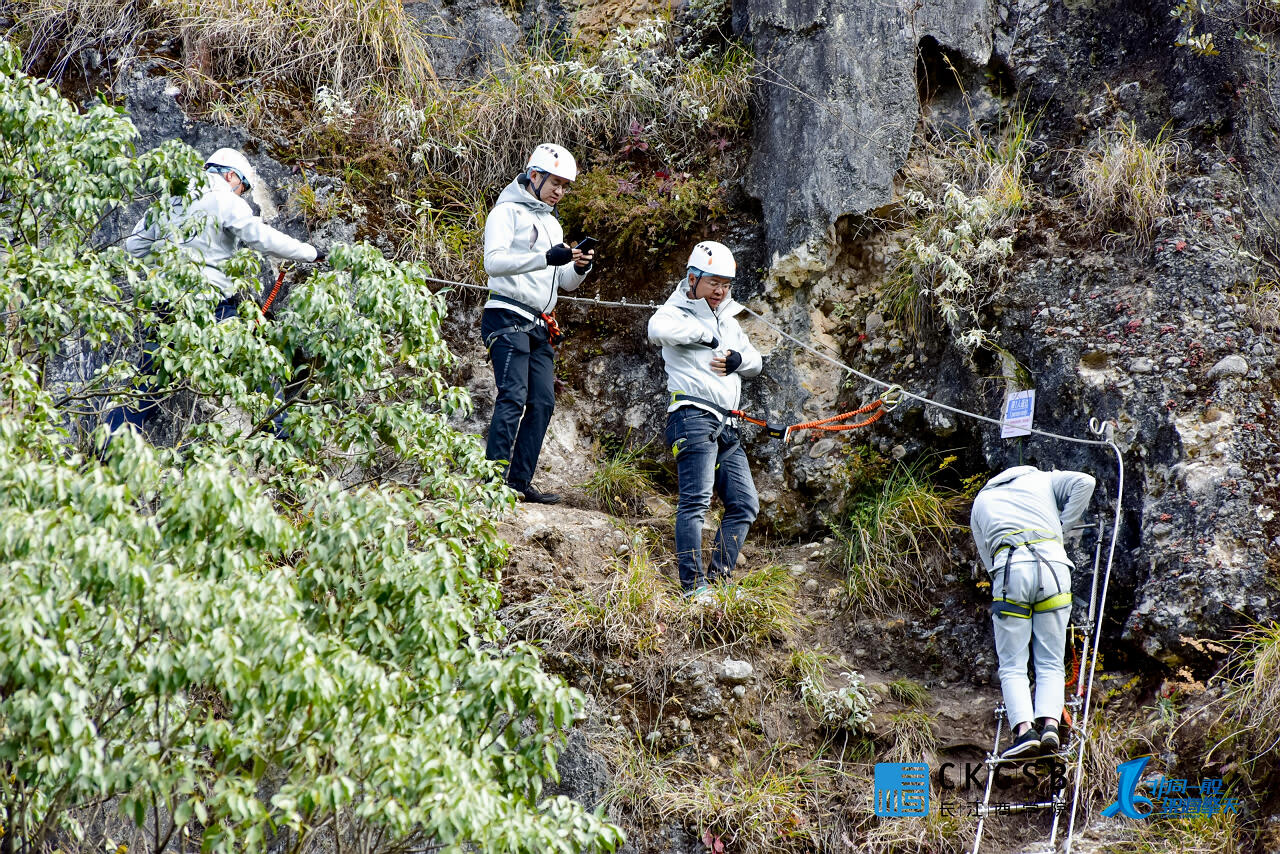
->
[574,236,599,253]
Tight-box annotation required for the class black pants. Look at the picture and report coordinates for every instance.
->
[482,307,555,488]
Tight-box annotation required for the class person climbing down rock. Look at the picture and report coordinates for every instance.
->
[648,241,762,598]
[107,147,324,434]
[481,143,595,505]
[970,465,1097,760]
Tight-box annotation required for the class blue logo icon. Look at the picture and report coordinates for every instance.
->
[1006,396,1033,418]
[1102,757,1154,819]
[874,762,929,817]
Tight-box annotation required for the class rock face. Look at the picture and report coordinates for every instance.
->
[735,0,999,259]
[404,0,520,80]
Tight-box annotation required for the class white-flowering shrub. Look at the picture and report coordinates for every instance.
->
[799,671,875,734]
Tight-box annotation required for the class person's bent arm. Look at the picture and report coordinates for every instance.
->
[222,198,317,262]
[1052,471,1097,531]
[734,334,763,377]
[125,213,162,258]
[483,207,546,276]
[649,306,714,347]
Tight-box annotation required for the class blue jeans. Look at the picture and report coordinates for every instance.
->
[104,298,242,433]
[665,407,759,591]
[482,308,555,488]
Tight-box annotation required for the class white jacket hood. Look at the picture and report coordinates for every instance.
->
[125,172,317,298]
[482,178,584,319]
[648,282,763,416]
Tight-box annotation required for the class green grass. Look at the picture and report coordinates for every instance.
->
[1210,621,1280,770]
[1097,811,1243,853]
[828,462,963,613]
[579,438,657,516]
[688,564,803,645]
[887,677,932,708]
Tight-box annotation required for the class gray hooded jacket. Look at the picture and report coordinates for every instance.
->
[125,172,318,298]
[969,466,1097,573]
[647,282,763,416]
[482,179,585,320]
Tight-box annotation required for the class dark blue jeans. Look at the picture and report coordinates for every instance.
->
[665,407,759,591]
[482,307,555,488]
[104,298,242,433]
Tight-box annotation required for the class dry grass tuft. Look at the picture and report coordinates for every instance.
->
[1073,121,1183,247]
[604,737,827,854]
[1209,620,1280,767]
[520,544,680,654]
[688,564,803,645]
[19,0,433,91]
[829,462,963,613]
[887,677,932,708]
[1098,811,1244,854]
[882,711,939,764]
[579,438,657,516]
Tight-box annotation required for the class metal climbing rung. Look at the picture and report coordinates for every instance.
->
[970,519,1108,854]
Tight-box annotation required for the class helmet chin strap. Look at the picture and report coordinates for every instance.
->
[529,169,552,203]
[689,271,704,301]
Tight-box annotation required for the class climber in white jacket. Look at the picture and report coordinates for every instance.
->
[480,143,594,504]
[970,465,1096,759]
[110,148,322,435]
[648,241,762,596]
[126,147,322,300]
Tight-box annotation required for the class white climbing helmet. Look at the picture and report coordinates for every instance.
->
[526,143,578,182]
[687,240,736,279]
[205,147,257,190]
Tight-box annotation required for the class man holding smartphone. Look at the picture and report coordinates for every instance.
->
[648,241,762,597]
[481,143,595,504]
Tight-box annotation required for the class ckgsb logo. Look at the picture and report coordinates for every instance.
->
[874,763,929,817]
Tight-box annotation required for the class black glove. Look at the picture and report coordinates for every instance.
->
[723,350,743,374]
[699,335,720,349]
[546,244,574,266]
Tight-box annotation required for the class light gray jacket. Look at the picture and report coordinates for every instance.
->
[969,466,1097,573]
[482,179,585,320]
[126,173,318,298]
[647,283,762,416]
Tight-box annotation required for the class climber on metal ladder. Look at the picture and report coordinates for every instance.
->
[967,466,1099,854]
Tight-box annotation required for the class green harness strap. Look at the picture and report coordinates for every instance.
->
[990,539,1073,620]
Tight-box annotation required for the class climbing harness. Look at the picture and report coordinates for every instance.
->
[482,292,563,350]
[989,538,1073,620]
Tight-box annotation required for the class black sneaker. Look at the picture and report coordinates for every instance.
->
[516,484,561,505]
[1040,721,1061,754]
[1000,728,1041,761]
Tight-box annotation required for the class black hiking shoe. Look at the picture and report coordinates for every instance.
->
[1000,728,1041,761]
[1039,721,1061,754]
[515,484,561,505]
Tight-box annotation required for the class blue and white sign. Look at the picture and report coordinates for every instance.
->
[1001,390,1035,439]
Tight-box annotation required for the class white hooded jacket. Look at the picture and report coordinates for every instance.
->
[125,172,318,298]
[648,282,763,416]
[969,466,1097,574]
[483,179,585,321]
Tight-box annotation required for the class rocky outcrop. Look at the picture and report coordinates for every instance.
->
[735,0,1000,259]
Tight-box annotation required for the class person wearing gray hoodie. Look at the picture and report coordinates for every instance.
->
[648,241,762,596]
[481,144,594,504]
[969,465,1096,759]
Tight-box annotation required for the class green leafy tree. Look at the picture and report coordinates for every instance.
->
[0,40,622,854]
